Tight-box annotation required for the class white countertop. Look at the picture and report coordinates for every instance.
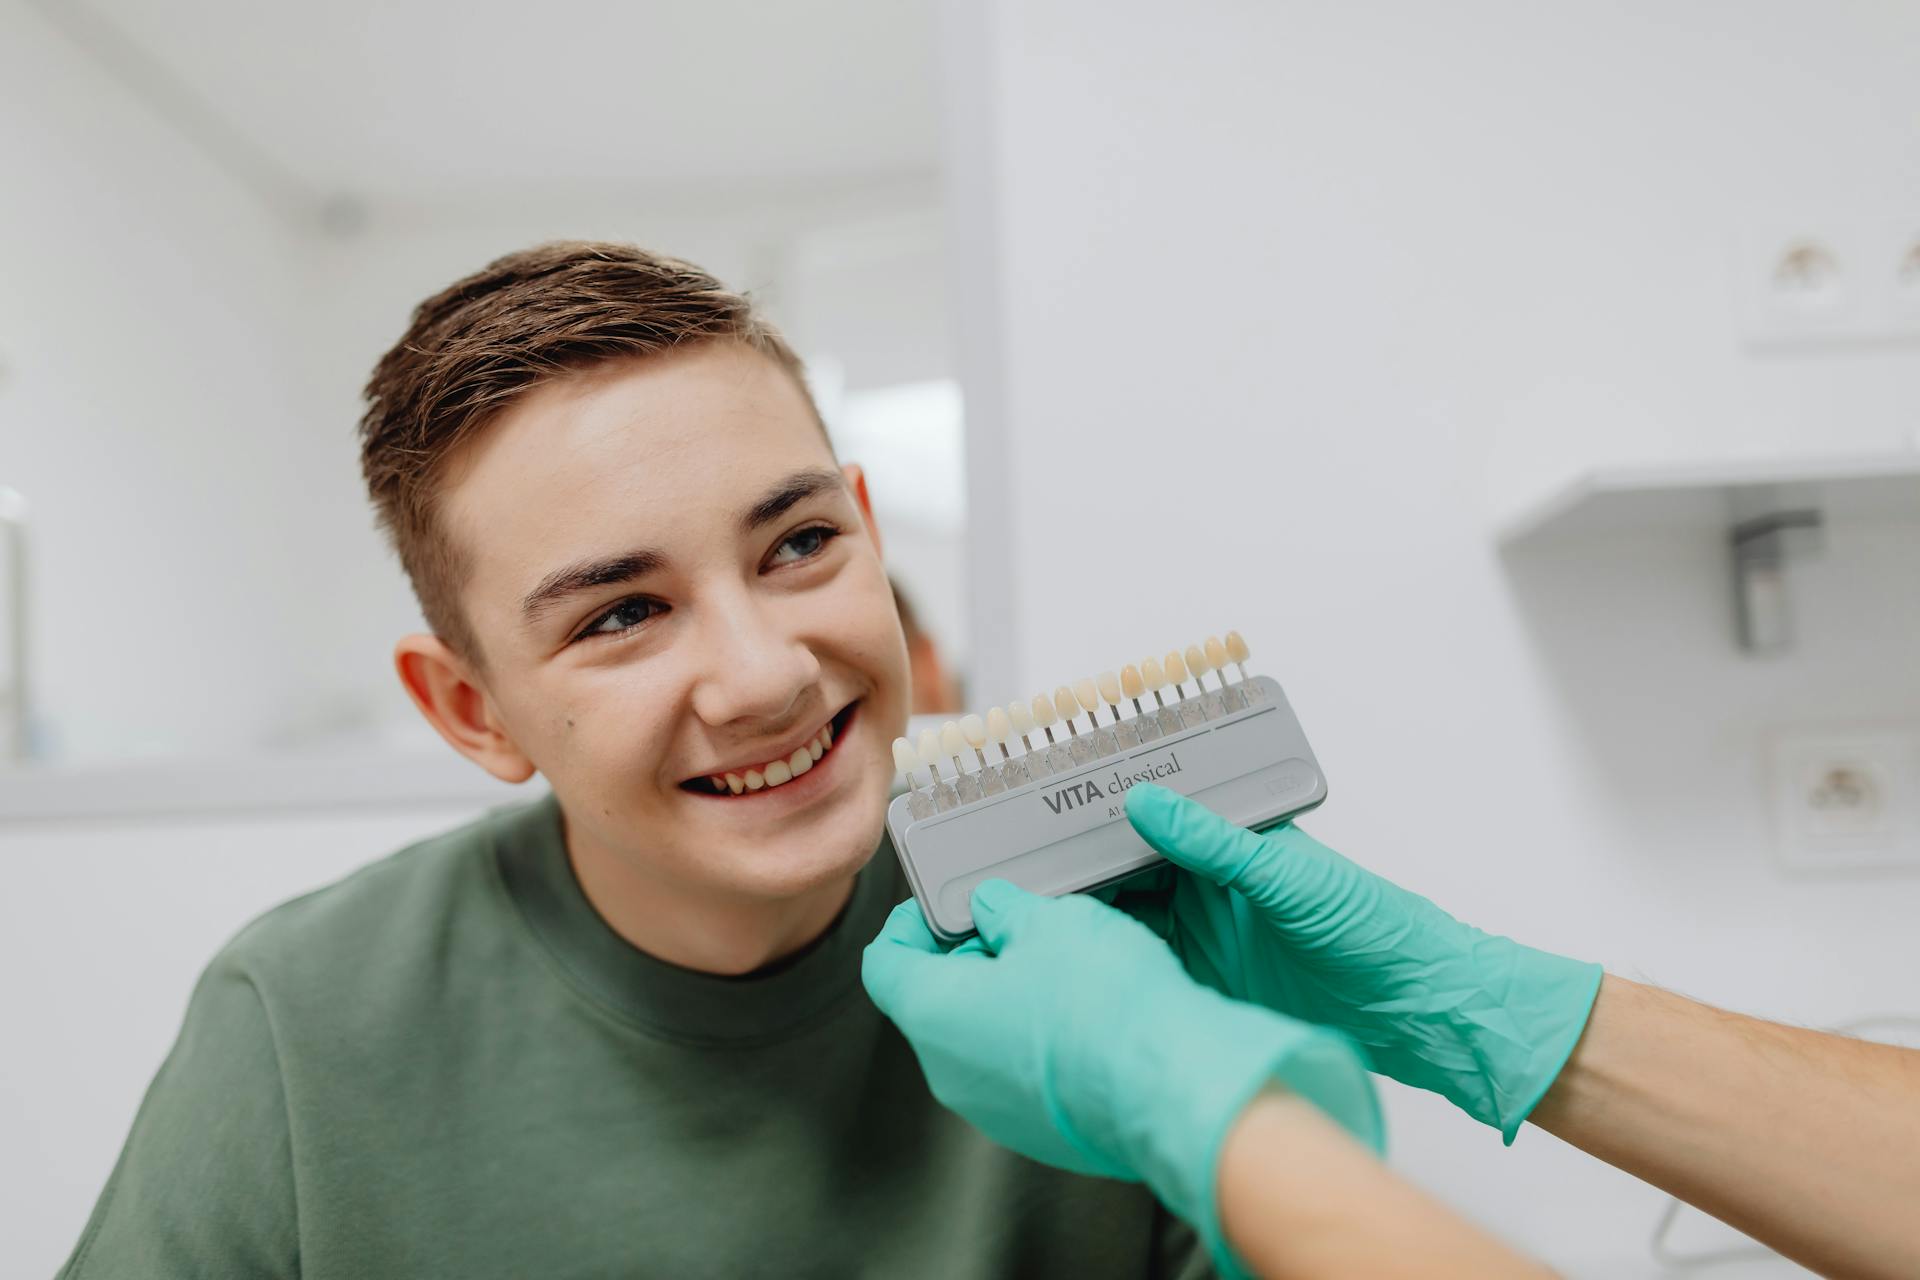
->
[1,714,960,823]
[0,745,528,823]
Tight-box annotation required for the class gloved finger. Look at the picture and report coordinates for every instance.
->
[1124,784,1281,892]
[969,878,1046,954]
[861,899,945,1012]
[875,897,943,953]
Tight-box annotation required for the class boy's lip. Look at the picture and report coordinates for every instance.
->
[680,700,858,788]
[680,701,861,806]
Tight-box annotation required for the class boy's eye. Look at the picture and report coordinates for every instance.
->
[573,525,839,644]
[579,596,665,641]
[767,524,839,568]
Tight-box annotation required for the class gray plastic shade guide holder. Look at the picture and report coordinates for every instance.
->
[886,676,1326,942]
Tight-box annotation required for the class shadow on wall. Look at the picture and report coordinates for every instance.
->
[1495,518,1920,873]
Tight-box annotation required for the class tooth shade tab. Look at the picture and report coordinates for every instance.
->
[1070,679,1098,717]
[941,721,967,759]
[1097,671,1123,707]
[1205,636,1228,670]
[1031,693,1059,727]
[1140,657,1167,690]
[1053,685,1080,720]
[960,714,987,749]
[1008,700,1036,735]
[1226,630,1250,664]
[1163,650,1189,683]
[1120,665,1145,699]
[1185,644,1211,676]
[891,738,919,776]
[917,729,944,771]
[985,707,1012,743]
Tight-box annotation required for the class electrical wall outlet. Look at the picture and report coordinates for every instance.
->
[1767,726,1920,873]
[1737,214,1920,348]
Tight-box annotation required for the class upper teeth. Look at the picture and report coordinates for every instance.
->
[712,722,834,795]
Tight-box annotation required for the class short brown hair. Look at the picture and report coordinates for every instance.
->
[359,240,815,667]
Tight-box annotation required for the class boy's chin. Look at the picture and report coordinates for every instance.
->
[716,833,883,902]
[701,797,889,901]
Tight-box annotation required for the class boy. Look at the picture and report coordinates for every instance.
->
[60,242,1212,1277]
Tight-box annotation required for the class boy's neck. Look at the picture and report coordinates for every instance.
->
[563,827,858,977]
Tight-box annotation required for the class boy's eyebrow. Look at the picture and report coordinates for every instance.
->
[739,467,845,533]
[521,548,668,627]
[519,468,847,627]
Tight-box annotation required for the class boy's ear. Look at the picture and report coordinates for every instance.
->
[393,634,537,784]
[842,462,882,558]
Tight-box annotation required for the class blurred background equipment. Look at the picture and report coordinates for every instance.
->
[893,575,964,715]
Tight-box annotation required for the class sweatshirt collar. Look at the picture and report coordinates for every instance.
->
[494,790,899,1046]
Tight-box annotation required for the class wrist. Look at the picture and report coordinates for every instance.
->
[1492,948,1605,1143]
[1383,925,1603,1141]
[1118,989,1382,1277]
[1219,1088,1557,1279]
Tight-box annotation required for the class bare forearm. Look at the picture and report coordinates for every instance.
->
[1529,976,1920,1280]
[1218,1092,1550,1279]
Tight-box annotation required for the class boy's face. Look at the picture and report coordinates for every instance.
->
[432,342,911,901]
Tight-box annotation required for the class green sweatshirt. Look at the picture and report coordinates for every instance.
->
[59,791,1211,1279]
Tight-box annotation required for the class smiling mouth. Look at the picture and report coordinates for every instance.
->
[682,701,859,797]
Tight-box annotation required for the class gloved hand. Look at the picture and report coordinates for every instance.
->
[863,879,1381,1275]
[1117,784,1603,1143]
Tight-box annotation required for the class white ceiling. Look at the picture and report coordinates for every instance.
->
[77,0,941,201]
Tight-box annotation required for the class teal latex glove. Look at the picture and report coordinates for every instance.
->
[1118,784,1604,1143]
[863,879,1381,1275]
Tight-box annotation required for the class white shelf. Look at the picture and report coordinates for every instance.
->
[1495,452,1920,548]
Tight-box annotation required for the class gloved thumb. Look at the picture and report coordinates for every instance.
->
[1125,783,1279,893]
[861,898,943,1014]
[969,878,1041,954]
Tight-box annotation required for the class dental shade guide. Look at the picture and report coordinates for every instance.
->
[1006,699,1047,782]
[1097,671,1138,751]
[1163,649,1205,730]
[1120,664,1162,744]
[1031,691,1073,776]
[1204,635,1243,713]
[887,631,1327,942]
[917,728,959,813]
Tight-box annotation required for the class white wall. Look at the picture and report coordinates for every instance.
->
[945,2,1920,1273]
[0,0,309,762]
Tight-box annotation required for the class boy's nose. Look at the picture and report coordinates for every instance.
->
[687,595,822,728]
